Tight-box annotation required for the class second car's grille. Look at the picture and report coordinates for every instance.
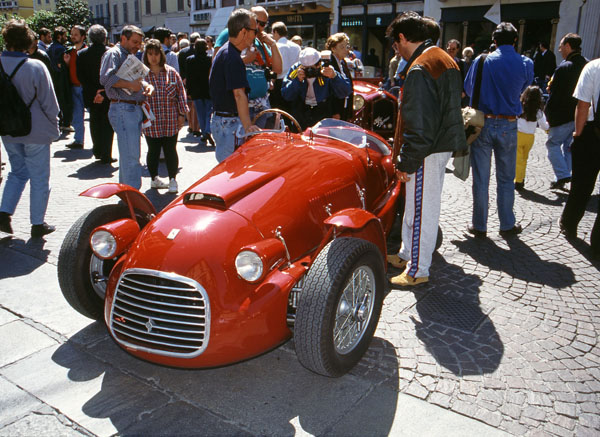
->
[109,269,210,358]
[372,97,396,132]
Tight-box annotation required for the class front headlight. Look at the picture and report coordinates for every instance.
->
[353,95,365,111]
[235,250,263,282]
[90,230,117,259]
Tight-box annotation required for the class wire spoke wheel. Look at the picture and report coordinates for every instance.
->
[294,238,384,377]
[334,266,375,354]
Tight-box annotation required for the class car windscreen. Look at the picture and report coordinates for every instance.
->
[311,119,391,156]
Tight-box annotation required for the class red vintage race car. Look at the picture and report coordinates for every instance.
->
[351,80,398,142]
[58,112,405,377]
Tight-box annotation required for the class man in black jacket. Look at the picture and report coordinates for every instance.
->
[386,12,466,286]
[76,24,115,164]
[533,41,556,91]
[544,33,587,190]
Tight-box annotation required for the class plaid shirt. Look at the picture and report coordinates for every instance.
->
[143,65,188,138]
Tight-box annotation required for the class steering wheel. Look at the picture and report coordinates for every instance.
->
[252,108,302,133]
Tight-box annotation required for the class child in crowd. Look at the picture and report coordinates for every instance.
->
[515,85,549,191]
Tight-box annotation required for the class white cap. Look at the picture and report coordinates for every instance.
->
[299,47,321,67]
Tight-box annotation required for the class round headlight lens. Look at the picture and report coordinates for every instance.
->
[353,95,365,111]
[235,250,263,282]
[90,230,117,259]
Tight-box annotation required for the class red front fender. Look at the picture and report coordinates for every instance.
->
[324,208,387,263]
[80,183,156,220]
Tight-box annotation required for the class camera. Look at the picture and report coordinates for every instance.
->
[304,65,322,78]
[264,67,278,81]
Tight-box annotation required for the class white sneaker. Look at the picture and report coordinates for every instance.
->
[151,177,168,189]
[168,178,178,193]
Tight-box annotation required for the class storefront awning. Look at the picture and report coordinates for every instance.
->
[442,1,560,23]
[206,6,235,37]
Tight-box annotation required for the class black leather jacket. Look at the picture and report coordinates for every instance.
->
[545,52,588,127]
[397,43,467,173]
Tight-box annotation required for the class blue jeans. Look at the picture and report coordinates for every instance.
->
[0,142,50,225]
[71,85,85,144]
[210,114,242,163]
[193,99,212,135]
[470,118,518,232]
[108,102,143,189]
[545,121,573,181]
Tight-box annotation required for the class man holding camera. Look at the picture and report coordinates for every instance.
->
[281,47,352,129]
[214,6,282,125]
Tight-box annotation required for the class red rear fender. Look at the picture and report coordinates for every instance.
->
[80,183,156,220]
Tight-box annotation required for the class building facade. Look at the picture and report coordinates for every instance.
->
[425,0,600,60]
[2,0,34,17]
[87,0,190,41]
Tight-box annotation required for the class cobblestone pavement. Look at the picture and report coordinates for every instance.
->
[1,121,599,436]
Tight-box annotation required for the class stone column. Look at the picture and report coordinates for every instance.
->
[462,21,468,50]
[550,18,559,51]
[518,19,525,53]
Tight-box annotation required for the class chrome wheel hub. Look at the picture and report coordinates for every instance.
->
[334,265,376,354]
[89,254,109,299]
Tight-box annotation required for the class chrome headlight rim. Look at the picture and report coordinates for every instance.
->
[235,250,264,282]
[90,229,118,259]
[353,94,365,112]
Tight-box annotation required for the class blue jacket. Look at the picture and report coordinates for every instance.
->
[281,61,352,105]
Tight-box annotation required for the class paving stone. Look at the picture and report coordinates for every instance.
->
[554,401,577,418]
[0,413,87,437]
[0,321,57,368]
[499,403,522,420]
[0,377,42,427]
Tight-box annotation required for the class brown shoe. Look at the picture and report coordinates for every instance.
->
[390,272,429,286]
[386,254,408,269]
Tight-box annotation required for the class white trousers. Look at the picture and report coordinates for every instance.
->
[398,151,452,278]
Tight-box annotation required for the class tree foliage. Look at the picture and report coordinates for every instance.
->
[26,0,92,33]
[0,0,91,49]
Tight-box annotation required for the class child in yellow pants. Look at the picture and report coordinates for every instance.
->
[515,86,549,191]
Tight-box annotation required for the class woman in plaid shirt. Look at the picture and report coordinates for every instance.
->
[143,39,189,193]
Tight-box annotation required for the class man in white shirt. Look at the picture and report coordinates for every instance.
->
[559,58,600,257]
[270,21,299,112]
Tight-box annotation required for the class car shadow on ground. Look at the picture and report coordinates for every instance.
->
[452,234,576,289]
[51,324,400,436]
[0,238,49,278]
[405,255,503,376]
[67,160,118,181]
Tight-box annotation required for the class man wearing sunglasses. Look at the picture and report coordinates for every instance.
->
[214,7,282,127]
[209,9,260,162]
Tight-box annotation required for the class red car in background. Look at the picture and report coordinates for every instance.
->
[351,80,398,143]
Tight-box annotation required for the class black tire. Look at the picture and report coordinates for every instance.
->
[435,226,443,251]
[57,204,129,320]
[294,238,385,377]
[387,197,443,253]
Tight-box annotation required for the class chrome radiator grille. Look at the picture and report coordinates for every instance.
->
[109,268,210,357]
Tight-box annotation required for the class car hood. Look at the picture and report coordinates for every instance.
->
[183,134,367,259]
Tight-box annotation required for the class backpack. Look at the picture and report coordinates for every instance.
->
[0,59,34,137]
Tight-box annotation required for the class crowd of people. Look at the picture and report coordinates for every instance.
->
[0,10,598,267]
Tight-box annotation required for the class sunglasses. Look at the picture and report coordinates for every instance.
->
[244,27,258,34]
[257,20,268,27]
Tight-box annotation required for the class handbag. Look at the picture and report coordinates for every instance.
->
[453,54,487,181]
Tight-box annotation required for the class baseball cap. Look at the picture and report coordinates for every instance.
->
[299,47,321,66]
